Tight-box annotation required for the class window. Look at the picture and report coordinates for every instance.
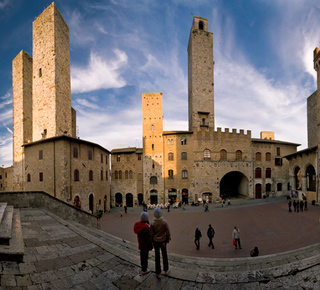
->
[117,155,120,162]
[88,150,93,160]
[27,174,31,182]
[101,170,103,180]
[276,147,281,156]
[235,150,242,161]
[152,144,154,150]
[199,20,204,30]
[151,125,154,131]
[220,149,227,161]
[39,150,43,160]
[125,170,129,179]
[138,154,142,160]
[39,68,42,77]
[182,170,188,179]
[168,169,174,179]
[106,171,108,180]
[255,167,261,178]
[101,153,103,163]
[181,137,186,145]
[255,152,261,161]
[266,152,271,161]
[152,163,155,169]
[129,170,133,179]
[74,169,79,181]
[266,183,271,192]
[168,153,174,161]
[181,152,187,160]
[115,171,119,179]
[168,139,173,145]
[275,158,282,166]
[0,175,2,179]
[106,155,108,164]
[277,183,282,191]
[119,170,122,179]
[73,147,78,158]
[150,176,157,184]
[39,172,43,182]
[203,149,211,160]
[266,168,271,178]
[89,170,93,181]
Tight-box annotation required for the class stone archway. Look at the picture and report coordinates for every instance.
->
[220,171,249,198]
[89,194,94,213]
[115,192,122,207]
[126,193,133,207]
[306,165,316,191]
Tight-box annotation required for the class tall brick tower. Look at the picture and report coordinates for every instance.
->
[12,51,33,190]
[142,93,165,204]
[32,3,72,141]
[188,16,214,132]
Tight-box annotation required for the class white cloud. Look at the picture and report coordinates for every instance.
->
[0,0,10,9]
[71,50,128,93]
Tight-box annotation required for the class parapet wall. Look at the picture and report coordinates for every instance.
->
[0,191,100,228]
[215,128,252,137]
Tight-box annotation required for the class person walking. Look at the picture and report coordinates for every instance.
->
[150,207,171,279]
[194,227,202,250]
[296,201,300,213]
[124,205,127,214]
[207,224,215,249]
[293,200,297,212]
[304,200,308,211]
[300,200,304,212]
[204,203,209,212]
[288,200,292,212]
[133,212,153,275]
[232,226,241,249]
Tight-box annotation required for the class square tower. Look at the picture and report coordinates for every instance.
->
[188,16,214,132]
[32,3,71,141]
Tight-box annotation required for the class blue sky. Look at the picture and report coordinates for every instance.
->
[0,0,320,167]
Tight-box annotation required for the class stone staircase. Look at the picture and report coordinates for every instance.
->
[0,203,24,262]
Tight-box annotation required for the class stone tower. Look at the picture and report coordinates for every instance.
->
[12,51,33,190]
[313,47,320,146]
[188,16,214,132]
[32,3,72,141]
[142,93,164,204]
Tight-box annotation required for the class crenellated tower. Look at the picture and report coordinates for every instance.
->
[188,16,214,132]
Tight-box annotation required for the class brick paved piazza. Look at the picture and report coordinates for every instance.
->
[100,197,320,259]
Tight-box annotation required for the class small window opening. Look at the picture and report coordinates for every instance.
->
[199,21,204,30]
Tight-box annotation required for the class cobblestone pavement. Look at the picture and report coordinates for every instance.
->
[1,199,320,289]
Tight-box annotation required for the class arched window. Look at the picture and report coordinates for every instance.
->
[255,167,261,178]
[88,150,93,160]
[119,170,122,180]
[150,176,157,184]
[266,152,271,161]
[101,170,103,180]
[199,20,204,30]
[181,152,187,160]
[168,169,174,179]
[235,150,242,161]
[182,170,188,179]
[266,168,271,178]
[220,149,227,161]
[27,174,31,182]
[266,183,271,192]
[73,147,78,158]
[125,170,129,179]
[203,149,211,160]
[168,153,174,161]
[115,170,118,179]
[255,152,261,161]
[89,170,93,181]
[74,169,79,181]
[129,170,133,179]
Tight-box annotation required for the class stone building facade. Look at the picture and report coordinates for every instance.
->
[4,3,111,212]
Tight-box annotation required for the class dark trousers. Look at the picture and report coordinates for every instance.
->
[140,250,149,272]
[235,238,241,249]
[194,238,200,249]
[208,237,214,248]
[153,242,168,275]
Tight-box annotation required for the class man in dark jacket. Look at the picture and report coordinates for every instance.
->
[134,212,153,275]
[207,224,215,249]
[194,227,202,250]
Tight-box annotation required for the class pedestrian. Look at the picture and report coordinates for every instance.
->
[207,224,215,249]
[304,200,308,211]
[124,205,127,213]
[232,226,241,249]
[250,246,259,257]
[133,212,153,275]
[167,204,170,212]
[150,207,171,279]
[194,227,202,250]
[204,203,209,212]
[222,199,225,207]
[288,200,292,212]
[293,200,296,212]
[300,200,304,212]
[120,209,123,217]
[228,199,231,206]
[182,202,186,210]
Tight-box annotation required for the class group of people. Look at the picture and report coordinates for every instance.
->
[194,224,215,250]
[133,207,171,278]
[288,199,308,213]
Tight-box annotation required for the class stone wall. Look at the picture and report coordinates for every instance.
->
[307,91,317,148]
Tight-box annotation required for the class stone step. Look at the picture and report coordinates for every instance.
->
[0,209,24,262]
[0,203,8,225]
[0,205,13,245]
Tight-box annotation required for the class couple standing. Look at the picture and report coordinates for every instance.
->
[133,207,171,279]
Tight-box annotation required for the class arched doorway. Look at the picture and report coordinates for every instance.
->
[182,188,188,204]
[115,192,122,207]
[220,171,249,198]
[202,192,212,203]
[138,193,143,205]
[294,166,301,190]
[89,194,94,213]
[126,193,133,207]
[306,165,316,191]
[150,189,158,204]
[255,184,262,199]
[168,188,177,204]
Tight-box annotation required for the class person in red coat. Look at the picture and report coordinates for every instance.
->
[134,212,153,274]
